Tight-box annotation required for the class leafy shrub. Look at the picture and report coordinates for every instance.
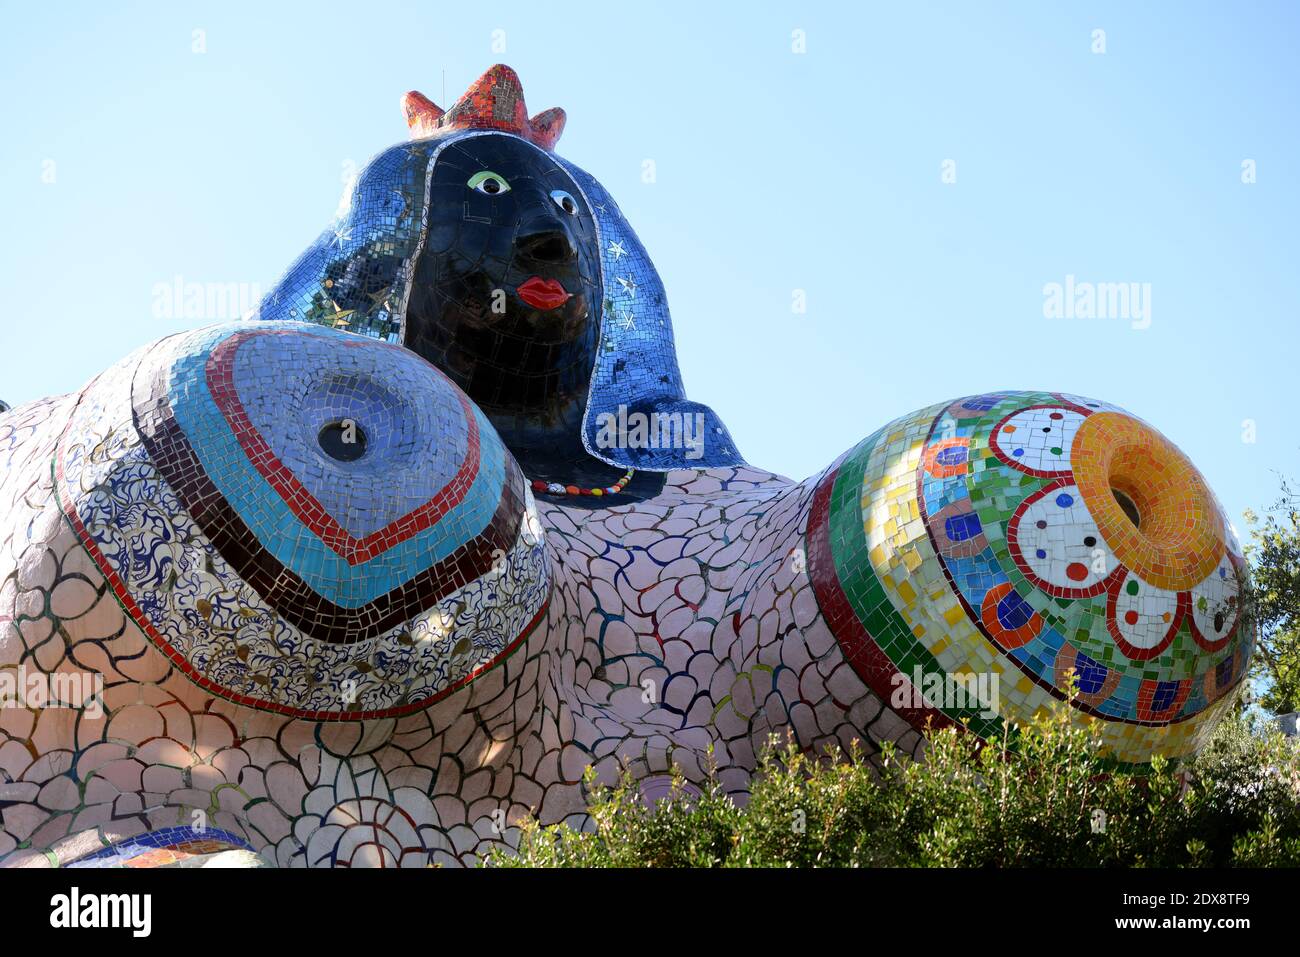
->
[488,701,1300,868]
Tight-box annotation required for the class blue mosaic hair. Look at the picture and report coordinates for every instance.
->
[254,131,743,471]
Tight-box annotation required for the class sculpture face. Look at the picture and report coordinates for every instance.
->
[405,133,602,428]
[808,392,1251,762]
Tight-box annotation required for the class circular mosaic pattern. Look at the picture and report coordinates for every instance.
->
[54,321,550,719]
[808,391,1253,762]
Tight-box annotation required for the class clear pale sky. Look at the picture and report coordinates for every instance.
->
[2,1,1296,538]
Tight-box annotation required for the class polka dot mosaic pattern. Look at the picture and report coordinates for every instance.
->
[0,66,1253,868]
[807,391,1251,763]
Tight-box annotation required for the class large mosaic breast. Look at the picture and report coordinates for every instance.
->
[808,391,1252,762]
[54,320,549,719]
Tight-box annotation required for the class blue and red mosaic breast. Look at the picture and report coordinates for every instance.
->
[55,321,550,719]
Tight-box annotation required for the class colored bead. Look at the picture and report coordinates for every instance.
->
[531,468,635,498]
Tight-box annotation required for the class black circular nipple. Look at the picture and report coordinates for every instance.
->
[318,420,367,462]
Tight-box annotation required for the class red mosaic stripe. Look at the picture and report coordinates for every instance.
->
[133,384,523,643]
[53,440,545,720]
[206,329,482,566]
[805,465,955,734]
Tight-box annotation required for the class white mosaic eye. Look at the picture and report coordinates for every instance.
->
[991,405,1086,475]
[549,188,578,215]
[1188,555,1241,650]
[1107,569,1180,659]
[467,170,511,195]
[1009,483,1117,596]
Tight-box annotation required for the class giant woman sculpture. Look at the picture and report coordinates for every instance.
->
[0,67,1251,867]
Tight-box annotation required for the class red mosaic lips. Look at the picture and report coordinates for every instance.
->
[516,276,571,310]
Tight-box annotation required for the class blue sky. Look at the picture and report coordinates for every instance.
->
[2,0,1297,536]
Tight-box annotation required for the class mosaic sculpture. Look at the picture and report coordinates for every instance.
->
[0,66,1252,868]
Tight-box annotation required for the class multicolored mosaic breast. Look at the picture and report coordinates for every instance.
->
[808,391,1252,762]
[54,321,549,719]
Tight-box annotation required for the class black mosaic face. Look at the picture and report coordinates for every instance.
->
[404,134,601,434]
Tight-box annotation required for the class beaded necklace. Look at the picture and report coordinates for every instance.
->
[531,469,635,498]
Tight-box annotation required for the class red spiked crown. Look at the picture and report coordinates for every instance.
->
[401,64,566,151]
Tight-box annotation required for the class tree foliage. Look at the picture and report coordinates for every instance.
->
[488,706,1300,868]
[1244,480,1300,714]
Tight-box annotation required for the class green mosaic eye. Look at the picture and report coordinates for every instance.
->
[467,170,510,195]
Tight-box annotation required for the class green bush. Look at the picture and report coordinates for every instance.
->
[487,701,1300,868]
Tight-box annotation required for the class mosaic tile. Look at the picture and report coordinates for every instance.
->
[253,63,740,488]
[0,66,1253,868]
[807,391,1251,762]
[67,827,254,869]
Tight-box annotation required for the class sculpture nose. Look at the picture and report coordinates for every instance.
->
[516,220,575,264]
